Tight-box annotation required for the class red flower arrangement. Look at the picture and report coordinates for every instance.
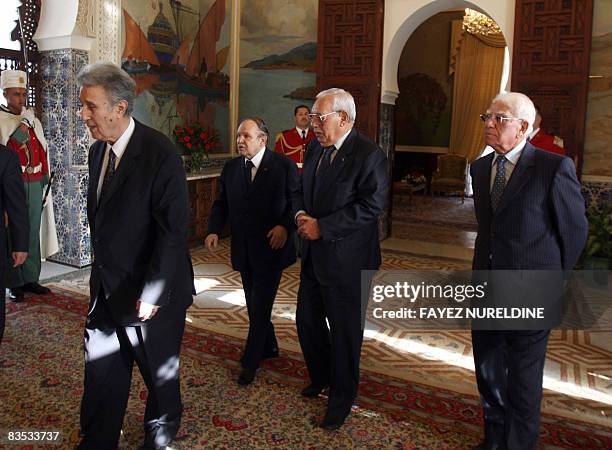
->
[173,123,220,156]
[173,123,221,172]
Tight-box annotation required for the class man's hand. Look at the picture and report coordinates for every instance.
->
[20,107,35,127]
[205,233,219,251]
[12,252,27,267]
[267,225,288,249]
[297,214,321,240]
[136,300,160,321]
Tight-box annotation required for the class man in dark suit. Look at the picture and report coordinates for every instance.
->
[76,63,194,450]
[0,144,28,344]
[206,117,297,386]
[294,88,388,430]
[470,92,588,450]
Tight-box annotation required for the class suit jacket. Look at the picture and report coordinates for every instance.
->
[470,142,587,271]
[0,145,29,272]
[294,128,388,285]
[87,120,194,325]
[207,148,298,272]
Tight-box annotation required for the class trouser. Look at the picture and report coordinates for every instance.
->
[472,329,550,450]
[7,180,43,288]
[296,254,366,420]
[239,268,282,370]
[78,291,187,449]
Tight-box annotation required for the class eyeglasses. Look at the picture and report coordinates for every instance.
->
[480,113,524,125]
[308,111,339,124]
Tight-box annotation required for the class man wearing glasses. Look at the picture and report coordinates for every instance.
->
[470,92,587,450]
[294,88,388,430]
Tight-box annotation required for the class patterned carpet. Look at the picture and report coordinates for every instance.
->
[2,290,612,449]
[46,241,612,433]
[392,194,478,231]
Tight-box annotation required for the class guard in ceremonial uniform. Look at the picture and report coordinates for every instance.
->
[528,106,565,156]
[274,104,316,170]
[0,70,58,302]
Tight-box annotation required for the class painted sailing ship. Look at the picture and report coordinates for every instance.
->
[121,9,160,74]
[175,0,230,98]
[147,2,180,67]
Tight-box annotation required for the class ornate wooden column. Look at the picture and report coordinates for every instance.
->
[511,0,594,175]
[316,0,390,237]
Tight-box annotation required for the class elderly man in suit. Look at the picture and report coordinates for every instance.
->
[206,117,298,386]
[294,88,388,430]
[0,143,28,343]
[76,62,194,450]
[470,92,587,450]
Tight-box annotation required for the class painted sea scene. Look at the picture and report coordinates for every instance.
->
[121,0,231,153]
[238,0,318,139]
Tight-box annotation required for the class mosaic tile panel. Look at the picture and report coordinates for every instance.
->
[378,102,395,240]
[40,48,92,267]
[583,178,612,210]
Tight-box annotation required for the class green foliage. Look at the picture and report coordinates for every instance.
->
[585,205,612,258]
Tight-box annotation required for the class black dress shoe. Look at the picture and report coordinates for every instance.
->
[472,442,505,450]
[8,287,24,303]
[301,383,328,398]
[22,282,51,295]
[320,413,348,431]
[237,368,256,385]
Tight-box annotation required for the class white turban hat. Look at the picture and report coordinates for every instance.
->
[1,70,27,90]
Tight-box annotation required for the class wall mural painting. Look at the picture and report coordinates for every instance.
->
[121,0,231,155]
[238,0,318,140]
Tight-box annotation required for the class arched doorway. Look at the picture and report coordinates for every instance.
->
[382,2,508,260]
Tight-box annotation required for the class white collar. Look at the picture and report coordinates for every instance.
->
[107,117,135,160]
[528,128,540,140]
[246,146,266,168]
[492,139,526,167]
[333,127,352,150]
[295,126,308,136]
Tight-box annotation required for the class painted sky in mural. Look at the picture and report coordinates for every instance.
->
[239,0,317,141]
[121,0,231,153]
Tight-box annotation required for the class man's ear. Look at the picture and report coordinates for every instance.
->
[115,99,128,118]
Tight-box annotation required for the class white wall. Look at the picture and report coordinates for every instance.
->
[382,0,515,104]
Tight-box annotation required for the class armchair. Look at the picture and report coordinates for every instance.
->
[430,154,468,203]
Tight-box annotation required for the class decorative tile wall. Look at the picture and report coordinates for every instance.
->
[40,49,92,267]
[582,177,612,210]
[378,102,395,240]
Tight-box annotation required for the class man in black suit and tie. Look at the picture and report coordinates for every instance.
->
[0,144,28,344]
[470,92,588,450]
[205,117,297,386]
[295,88,388,430]
[76,63,194,450]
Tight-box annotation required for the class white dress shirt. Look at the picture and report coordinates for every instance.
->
[490,139,526,191]
[97,117,135,200]
[244,146,266,181]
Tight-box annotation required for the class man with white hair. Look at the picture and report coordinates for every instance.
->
[294,88,388,430]
[470,92,587,449]
[0,69,57,302]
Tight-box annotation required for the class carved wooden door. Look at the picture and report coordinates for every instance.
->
[316,0,384,141]
[511,0,594,174]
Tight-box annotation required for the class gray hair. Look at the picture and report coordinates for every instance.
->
[240,116,269,141]
[490,92,536,135]
[76,62,136,116]
[316,88,356,123]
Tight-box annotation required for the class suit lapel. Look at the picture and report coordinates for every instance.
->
[495,143,535,214]
[314,128,356,203]
[303,144,321,212]
[250,148,272,194]
[96,120,144,217]
[88,141,105,219]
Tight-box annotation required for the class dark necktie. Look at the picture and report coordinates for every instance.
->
[316,146,334,177]
[244,159,254,186]
[99,146,117,202]
[301,130,307,141]
[491,155,507,211]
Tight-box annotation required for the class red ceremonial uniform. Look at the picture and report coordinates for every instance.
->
[529,129,565,156]
[274,127,316,170]
[6,124,49,182]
